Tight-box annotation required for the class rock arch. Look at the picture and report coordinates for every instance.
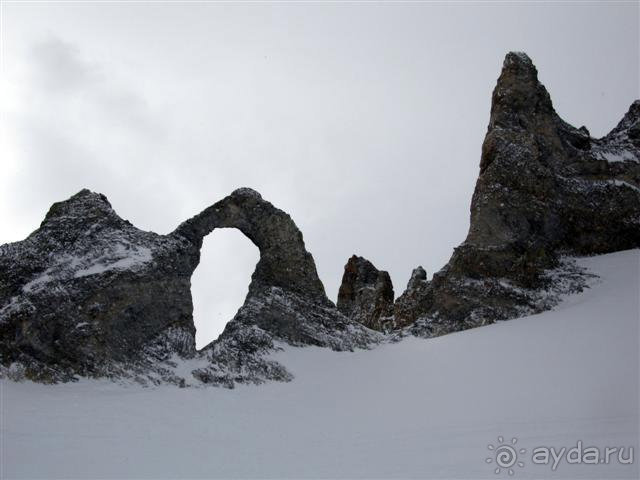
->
[174,188,329,303]
[0,187,378,384]
[173,188,379,357]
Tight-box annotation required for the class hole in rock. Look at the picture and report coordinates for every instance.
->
[191,229,260,349]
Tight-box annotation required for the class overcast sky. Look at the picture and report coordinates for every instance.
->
[1,1,638,347]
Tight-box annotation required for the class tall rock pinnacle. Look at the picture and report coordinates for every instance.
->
[337,255,394,331]
[392,51,640,333]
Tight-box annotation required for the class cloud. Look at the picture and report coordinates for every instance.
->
[28,36,164,138]
[1,35,171,235]
[29,36,98,93]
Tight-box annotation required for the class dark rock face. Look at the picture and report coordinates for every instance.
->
[393,52,640,335]
[334,54,638,336]
[175,189,379,353]
[0,190,196,382]
[175,188,327,304]
[393,267,429,329]
[0,188,379,385]
[337,255,394,331]
[468,53,640,266]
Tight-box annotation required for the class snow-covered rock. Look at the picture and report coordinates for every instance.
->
[0,188,379,386]
[391,52,640,334]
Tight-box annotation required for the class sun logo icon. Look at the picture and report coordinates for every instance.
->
[486,436,526,475]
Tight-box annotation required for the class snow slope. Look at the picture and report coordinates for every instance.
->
[1,250,638,479]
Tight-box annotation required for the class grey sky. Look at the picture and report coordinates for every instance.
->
[1,1,638,347]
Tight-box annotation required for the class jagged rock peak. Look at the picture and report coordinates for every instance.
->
[340,255,382,287]
[607,99,640,141]
[502,51,536,74]
[397,52,640,337]
[337,255,394,332]
[42,189,115,224]
[230,187,263,200]
[406,266,427,290]
[392,266,431,330]
[488,51,554,133]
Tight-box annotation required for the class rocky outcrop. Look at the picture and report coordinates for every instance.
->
[332,53,638,336]
[393,267,429,329]
[0,190,197,382]
[393,52,640,335]
[337,256,394,331]
[1,51,638,385]
[0,188,379,385]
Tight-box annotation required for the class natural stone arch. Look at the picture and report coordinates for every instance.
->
[173,188,330,304]
[0,186,378,384]
[171,188,379,384]
[172,188,371,352]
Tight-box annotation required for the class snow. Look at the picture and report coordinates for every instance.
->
[610,179,640,194]
[74,245,153,278]
[1,250,638,479]
[17,245,154,296]
[597,149,638,163]
[21,271,54,293]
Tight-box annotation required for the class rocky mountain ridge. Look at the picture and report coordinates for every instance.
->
[340,52,639,336]
[1,52,638,386]
[0,188,380,385]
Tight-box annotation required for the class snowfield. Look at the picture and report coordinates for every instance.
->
[1,250,638,479]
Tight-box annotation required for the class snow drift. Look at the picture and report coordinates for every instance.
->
[2,249,637,478]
